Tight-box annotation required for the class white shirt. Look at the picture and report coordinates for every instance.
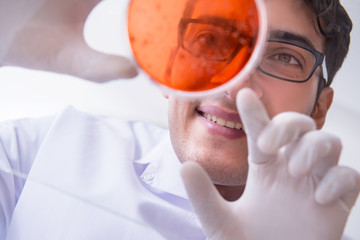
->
[0,107,204,240]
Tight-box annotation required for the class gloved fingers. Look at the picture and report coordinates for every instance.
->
[1,0,139,81]
[54,42,138,81]
[257,112,316,155]
[34,0,103,25]
[288,131,341,178]
[74,0,104,20]
[236,88,270,142]
[236,89,273,164]
[181,162,230,237]
[0,0,47,62]
[55,0,138,81]
[315,166,360,211]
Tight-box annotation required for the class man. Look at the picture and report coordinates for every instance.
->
[0,0,359,239]
[168,0,342,198]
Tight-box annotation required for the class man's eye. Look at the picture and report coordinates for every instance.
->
[193,31,220,47]
[271,53,300,65]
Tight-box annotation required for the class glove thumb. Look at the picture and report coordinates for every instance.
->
[236,88,272,164]
[181,162,233,239]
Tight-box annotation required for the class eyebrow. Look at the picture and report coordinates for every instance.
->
[270,30,316,49]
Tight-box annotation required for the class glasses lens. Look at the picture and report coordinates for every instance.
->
[182,21,249,61]
[260,41,317,82]
[128,0,263,94]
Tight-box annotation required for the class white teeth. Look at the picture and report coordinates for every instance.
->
[201,112,242,130]
[216,118,226,126]
[212,115,217,122]
[225,121,235,128]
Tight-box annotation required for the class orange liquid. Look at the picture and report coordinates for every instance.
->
[128,0,259,92]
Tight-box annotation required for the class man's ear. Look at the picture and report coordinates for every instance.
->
[311,87,334,129]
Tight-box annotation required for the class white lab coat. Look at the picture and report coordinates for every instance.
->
[0,107,353,240]
[0,107,204,240]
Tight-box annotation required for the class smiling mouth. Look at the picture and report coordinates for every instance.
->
[197,110,243,130]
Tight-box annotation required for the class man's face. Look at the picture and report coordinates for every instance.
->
[168,0,326,186]
[165,0,258,91]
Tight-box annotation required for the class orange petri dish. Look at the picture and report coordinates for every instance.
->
[128,0,267,98]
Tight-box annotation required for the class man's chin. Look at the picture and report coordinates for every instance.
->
[192,158,249,186]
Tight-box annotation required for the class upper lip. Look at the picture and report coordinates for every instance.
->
[196,106,242,123]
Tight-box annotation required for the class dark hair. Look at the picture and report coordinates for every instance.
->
[305,0,352,86]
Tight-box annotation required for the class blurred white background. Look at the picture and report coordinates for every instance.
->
[0,0,359,238]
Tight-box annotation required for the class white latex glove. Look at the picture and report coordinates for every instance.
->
[0,0,137,82]
[181,88,360,240]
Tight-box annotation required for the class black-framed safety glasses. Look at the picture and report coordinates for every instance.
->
[178,18,254,62]
[258,38,327,84]
[178,18,327,84]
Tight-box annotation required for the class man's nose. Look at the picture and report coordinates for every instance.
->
[224,71,264,101]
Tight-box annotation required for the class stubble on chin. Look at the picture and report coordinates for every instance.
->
[172,135,249,186]
[195,152,249,186]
